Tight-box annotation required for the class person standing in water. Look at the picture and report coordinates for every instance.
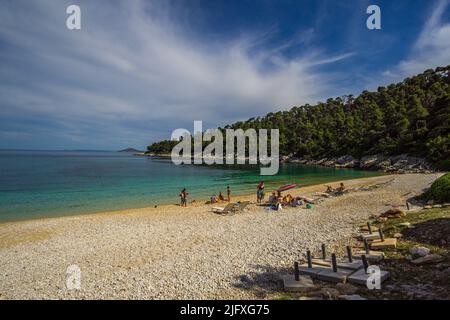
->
[179,188,188,207]
[227,186,231,202]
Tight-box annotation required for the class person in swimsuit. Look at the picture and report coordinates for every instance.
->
[179,188,188,207]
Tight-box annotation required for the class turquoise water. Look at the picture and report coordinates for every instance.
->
[0,150,381,222]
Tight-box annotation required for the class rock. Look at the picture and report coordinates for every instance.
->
[320,288,340,299]
[443,203,450,208]
[394,233,403,238]
[339,294,367,300]
[435,263,450,270]
[405,255,413,261]
[410,246,430,257]
[335,155,358,168]
[336,283,358,295]
[423,205,433,209]
[299,296,322,300]
[432,205,442,208]
[399,222,411,227]
[381,208,405,218]
[359,154,387,170]
[411,254,444,265]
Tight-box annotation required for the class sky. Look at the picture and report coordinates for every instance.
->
[0,0,449,150]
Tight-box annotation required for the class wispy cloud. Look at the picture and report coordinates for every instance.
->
[382,0,450,80]
[0,0,355,149]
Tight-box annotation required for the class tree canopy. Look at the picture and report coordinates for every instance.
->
[148,66,450,168]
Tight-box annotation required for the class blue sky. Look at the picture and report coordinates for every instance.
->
[0,0,449,150]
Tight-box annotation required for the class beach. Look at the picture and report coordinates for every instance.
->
[0,173,442,300]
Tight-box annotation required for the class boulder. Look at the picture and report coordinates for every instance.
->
[360,154,385,169]
[410,246,430,257]
[411,254,444,265]
[381,208,405,218]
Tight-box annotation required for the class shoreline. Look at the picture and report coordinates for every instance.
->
[0,173,443,299]
[0,173,388,226]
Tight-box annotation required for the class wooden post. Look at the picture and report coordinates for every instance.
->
[294,262,299,281]
[307,250,312,268]
[331,253,338,272]
[346,246,353,262]
[367,222,373,234]
[361,255,369,273]
[378,228,385,242]
[321,243,326,260]
[364,238,370,254]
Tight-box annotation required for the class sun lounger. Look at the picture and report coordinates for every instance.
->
[211,201,250,214]
[211,203,238,214]
[235,201,250,211]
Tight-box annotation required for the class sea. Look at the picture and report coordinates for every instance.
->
[0,150,381,222]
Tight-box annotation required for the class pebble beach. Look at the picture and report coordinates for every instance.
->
[0,173,442,300]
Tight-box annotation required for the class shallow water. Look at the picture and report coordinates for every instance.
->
[0,150,381,222]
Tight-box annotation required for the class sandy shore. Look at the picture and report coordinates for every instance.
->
[0,173,442,299]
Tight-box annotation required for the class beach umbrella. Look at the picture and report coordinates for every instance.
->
[277,183,298,192]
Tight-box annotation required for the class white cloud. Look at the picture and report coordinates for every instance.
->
[0,0,353,149]
[383,0,450,80]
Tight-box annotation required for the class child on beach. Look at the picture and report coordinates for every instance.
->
[179,188,188,207]
[218,191,225,201]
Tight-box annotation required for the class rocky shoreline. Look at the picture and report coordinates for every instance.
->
[138,152,434,174]
[285,154,434,174]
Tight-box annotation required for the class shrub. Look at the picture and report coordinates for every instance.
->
[421,172,450,203]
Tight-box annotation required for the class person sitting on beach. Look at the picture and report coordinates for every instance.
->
[272,200,282,211]
[325,185,334,193]
[286,194,295,205]
[293,197,303,207]
[218,191,225,201]
[268,192,276,204]
[336,182,346,193]
[179,188,188,207]
[210,194,219,204]
[226,186,231,202]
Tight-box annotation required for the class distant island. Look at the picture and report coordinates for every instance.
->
[118,148,144,153]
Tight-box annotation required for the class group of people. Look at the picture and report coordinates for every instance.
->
[255,181,303,210]
[325,182,346,195]
[180,181,333,209]
[267,191,305,211]
[210,186,232,204]
[179,186,233,206]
